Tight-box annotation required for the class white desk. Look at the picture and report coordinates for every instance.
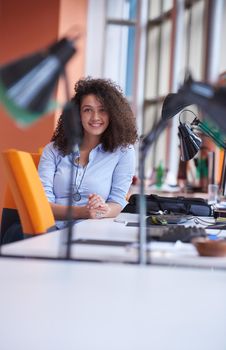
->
[1,219,226,349]
[0,257,226,350]
[1,217,226,269]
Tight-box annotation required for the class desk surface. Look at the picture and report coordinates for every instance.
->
[2,217,226,269]
[1,219,226,349]
[0,257,226,350]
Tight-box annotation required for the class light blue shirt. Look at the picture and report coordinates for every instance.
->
[38,142,135,228]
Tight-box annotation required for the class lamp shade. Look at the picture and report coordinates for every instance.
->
[161,75,226,135]
[178,122,202,161]
[0,37,76,125]
[161,92,191,121]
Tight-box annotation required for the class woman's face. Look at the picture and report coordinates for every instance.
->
[80,94,109,138]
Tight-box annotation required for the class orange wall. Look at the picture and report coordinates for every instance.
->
[0,0,88,213]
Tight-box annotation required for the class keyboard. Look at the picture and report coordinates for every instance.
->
[147,225,207,243]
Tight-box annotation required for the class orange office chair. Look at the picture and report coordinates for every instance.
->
[0,149,55,244]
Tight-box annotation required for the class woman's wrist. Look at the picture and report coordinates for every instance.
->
[73,205,89,219]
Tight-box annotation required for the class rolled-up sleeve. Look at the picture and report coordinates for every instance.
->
[107,146,135,208]
[38,143,59,203]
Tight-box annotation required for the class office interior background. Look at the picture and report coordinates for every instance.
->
[2,2,226,349]
[0,0,226,213]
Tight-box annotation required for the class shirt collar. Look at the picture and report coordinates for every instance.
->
[69,143,104,163]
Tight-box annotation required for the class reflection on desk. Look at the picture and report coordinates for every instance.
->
[0,254,226,349]
[1,218,226,350]
[1,216,226,269]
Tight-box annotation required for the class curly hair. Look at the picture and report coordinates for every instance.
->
[51,77,138,155]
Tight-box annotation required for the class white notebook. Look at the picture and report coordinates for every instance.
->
[114,213,140,224]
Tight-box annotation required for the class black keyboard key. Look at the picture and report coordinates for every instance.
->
[147,225,206,243]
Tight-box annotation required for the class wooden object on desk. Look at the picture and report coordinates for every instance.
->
[193,238,226,257]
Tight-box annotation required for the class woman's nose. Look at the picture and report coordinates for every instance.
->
[92,111,101,119]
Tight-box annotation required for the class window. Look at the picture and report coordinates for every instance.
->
[86,0,226,186]
[143,0,213,186]
[104,0,138,99]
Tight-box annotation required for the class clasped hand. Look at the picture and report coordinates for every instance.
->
[86,194,110,219]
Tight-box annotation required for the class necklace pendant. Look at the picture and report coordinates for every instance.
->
[73,192,81,202]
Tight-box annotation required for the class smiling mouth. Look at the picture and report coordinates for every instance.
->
[89,123,103,127]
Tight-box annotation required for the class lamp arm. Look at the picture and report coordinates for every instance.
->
[192,117,226,149]
[138,117,169,264]
[141,118,169,156]
[60,70,83,259]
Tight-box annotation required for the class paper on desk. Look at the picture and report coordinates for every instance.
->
[114,213,140,224]
[129,241,197,257]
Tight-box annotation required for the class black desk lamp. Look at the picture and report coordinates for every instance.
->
[161,75,226,135]
[0,36,81,259]
[178,120,202,161]
[138,74,226,264]
[161,76,226,194]
[0,37,76,125]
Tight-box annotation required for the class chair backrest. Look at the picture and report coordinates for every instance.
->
[2,151,42,211]
[1,149,55,235]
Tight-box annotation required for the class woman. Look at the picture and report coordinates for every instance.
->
[38,77,138,229]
